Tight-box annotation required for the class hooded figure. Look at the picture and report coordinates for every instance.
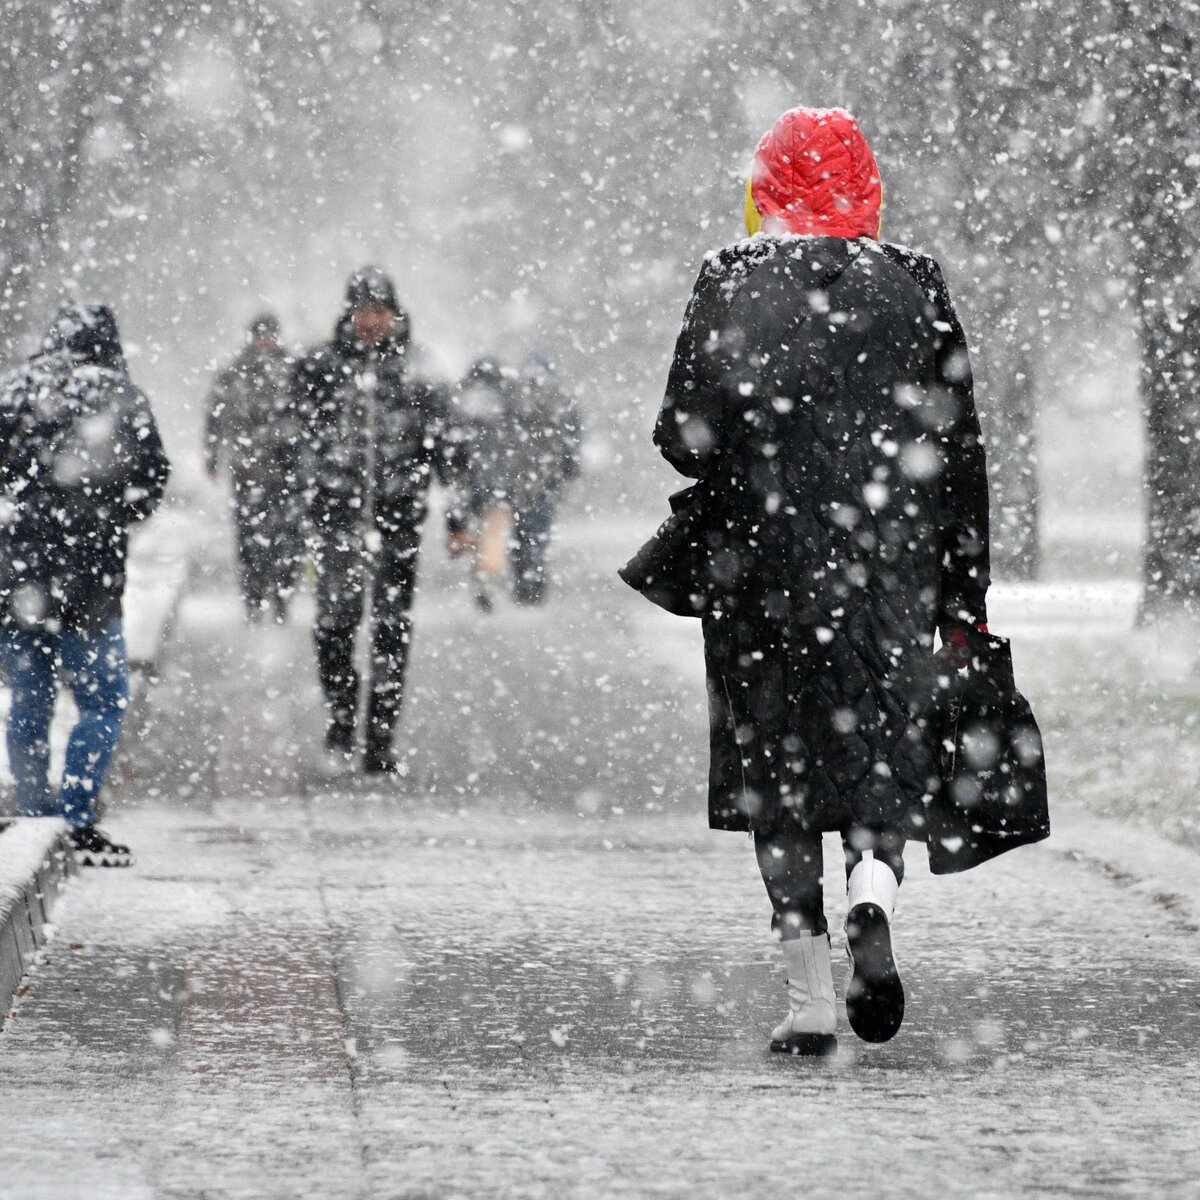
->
[626,107,993,1054]
[505,353,582,604]
[444,356,520,611]
[0,303,169,632]
[292,267,451,773]
[0,303,169,866]
[205,311,303,619]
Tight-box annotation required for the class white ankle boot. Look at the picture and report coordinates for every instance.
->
[846,849,899,915]
[844,850,904,1043]
[769,932,838,1056]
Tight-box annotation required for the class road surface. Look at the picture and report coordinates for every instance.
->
[1,515,1199,1199]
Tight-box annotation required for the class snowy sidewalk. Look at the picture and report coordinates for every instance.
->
[2,795,1198,1198]
[1,519,1199,1197]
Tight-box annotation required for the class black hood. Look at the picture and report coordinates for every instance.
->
[335,267,410,354]
[345,266,399,313]
[466,355,504,387]
[43,303,127,371]
[246,312,281,343]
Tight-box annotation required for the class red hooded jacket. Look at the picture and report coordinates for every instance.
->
[746,106,882,239]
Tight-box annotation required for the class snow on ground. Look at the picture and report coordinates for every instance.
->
[1,513,1200,1197]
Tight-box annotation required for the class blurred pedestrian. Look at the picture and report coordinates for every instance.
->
[506,354,582,605]
[624,107,990,1054]
[205,313,303,621]
[445,356,518,613]
[0,303,170,865]
[293,267,450,775]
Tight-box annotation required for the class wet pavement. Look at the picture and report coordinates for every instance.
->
[2,521,1199,1198]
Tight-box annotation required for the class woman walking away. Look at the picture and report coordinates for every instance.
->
[635,107,989,1054]
[0,304,170,866]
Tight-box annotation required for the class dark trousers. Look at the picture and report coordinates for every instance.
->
[510,492,556,605]
[754,826,906,938]
[312,526,419,752]
[232,475,301,617]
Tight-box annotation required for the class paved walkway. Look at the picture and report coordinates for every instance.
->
[2,525,1199,1198]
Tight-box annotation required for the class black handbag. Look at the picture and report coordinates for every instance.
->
[618,483,718,618]
[925,631,1050,875]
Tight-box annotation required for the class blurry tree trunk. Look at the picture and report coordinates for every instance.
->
[977,338,1040,579]
[1116,1,1200,620]
[1138,254,1200,620]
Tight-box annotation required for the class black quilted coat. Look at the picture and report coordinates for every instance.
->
[652,235,990,835]
[0,304,170,632]
[292,300,450,540]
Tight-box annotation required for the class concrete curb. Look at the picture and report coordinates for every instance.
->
[0,817,74,1025]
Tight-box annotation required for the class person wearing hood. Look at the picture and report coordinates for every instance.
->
[0,303,170,866]
[505,354,582,605]
[627,107,990,1054]
[445,355,520,612]
[292,267,451,775]
[205,312,303,621]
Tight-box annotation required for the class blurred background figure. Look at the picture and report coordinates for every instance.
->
[0,303,169,866]
[508,353,582,605]
[446,355,518,613]
[205,313,302,623]
[293,267,451,776]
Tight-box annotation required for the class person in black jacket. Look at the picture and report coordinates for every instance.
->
[507,354,582,605]
[445,356,519,613]
[646,107,990,1054]
[0,303,170,866]
[205,313,303,621]
[293,268,450,776]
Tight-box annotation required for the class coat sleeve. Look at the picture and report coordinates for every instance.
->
[290,352,326,505]
[559,389,583,482]
[653,254,739,478]
[272,358,305,496]
[0,367,37,478]
[413,379,466,531]
[120,386,171,524]
[422,380,458,491]
[927,262,990,630]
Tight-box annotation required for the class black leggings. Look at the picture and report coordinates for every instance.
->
[755,826,905,939]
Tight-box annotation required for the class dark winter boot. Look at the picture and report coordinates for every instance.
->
[844,851,904,1043]
[364,682,403,778]
[318,721,355,779]
[769,932,838,1056]
[363,746,401,776]
[325,721,353,755]
[315,629,359,747]
[71,825,134,868]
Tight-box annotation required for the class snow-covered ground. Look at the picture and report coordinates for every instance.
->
[1,515,1199,1198]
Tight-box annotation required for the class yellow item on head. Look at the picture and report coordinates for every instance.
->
[744,177,762,236]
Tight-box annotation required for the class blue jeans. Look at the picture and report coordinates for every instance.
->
[0,621,129,828]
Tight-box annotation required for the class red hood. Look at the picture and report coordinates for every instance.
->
[748,107,882,239]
